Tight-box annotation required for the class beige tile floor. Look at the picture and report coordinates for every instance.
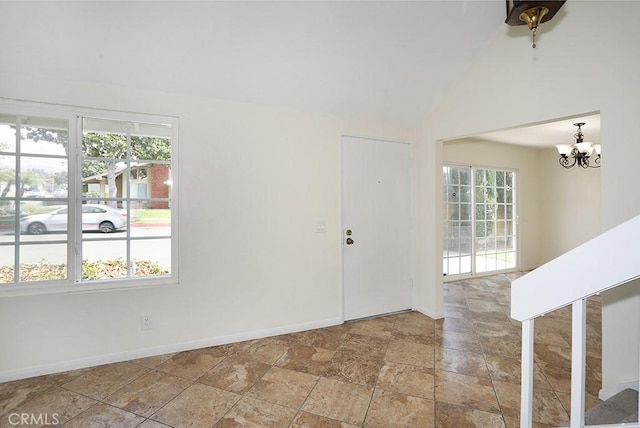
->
[0,272,602,427]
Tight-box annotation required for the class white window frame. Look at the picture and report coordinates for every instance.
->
[0,99,179,296]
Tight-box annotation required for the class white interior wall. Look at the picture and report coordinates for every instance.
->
[416,1,640,397]
[538,147,601,263]
[442,139,542,271]
[0,72,414,378]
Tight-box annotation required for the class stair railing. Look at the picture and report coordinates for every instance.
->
[511,214,640,428]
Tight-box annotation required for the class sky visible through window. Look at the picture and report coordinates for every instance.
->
[0,124,67,173]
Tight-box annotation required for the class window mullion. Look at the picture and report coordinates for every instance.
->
[470,166,477,275]
[13,117,21,284]
[71,115,82,283]
[126,124,132,278]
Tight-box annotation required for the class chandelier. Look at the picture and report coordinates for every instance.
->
[556,122,601,169]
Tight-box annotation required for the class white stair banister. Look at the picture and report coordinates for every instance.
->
[511,215,640,323]
[511,214,640,427]
[520,318,534,428]
[570,299,587,428]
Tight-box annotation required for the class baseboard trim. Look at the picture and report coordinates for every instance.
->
[599,380,640,401]
[413,304,444,320]
[0,316,343,383]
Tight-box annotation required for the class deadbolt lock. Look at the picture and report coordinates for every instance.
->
[346,229,352,236]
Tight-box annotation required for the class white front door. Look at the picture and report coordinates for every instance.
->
[341,135,412,321]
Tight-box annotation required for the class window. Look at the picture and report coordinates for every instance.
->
[0,102,177,294]
[130,168,148,180]
[443,165,517,277]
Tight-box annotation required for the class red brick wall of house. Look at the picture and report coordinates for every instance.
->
[150,165,170,209]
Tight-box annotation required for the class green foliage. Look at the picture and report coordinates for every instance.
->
[82,159,108,179]
[0,168,49,196]
[131,136,172,161]
[0,262,65,282]
[133,209,171,224]
[83,259,168,279]
[17,126,170,176]
[82,133,171,162]
[20,126,171,161]
[0,168,15,198]
[25,126,68,147]
[475,169,497,238]
[0,259,168,283]
[82,133,126,159]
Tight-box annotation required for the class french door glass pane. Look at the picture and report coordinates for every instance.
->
[443,166,472,276]
[443,166,517,277]
[475,168,516,274]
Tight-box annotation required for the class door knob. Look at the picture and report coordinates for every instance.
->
[346,237,354,245]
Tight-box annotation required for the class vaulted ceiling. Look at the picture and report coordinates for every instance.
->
[2,1,595,144]
[0,1,505,126]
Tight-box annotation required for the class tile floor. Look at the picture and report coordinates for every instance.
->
[0,272,602,427]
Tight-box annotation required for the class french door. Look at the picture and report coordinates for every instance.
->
[443,165,517,277]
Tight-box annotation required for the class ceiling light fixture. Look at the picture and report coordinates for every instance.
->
[505,1,566,48]
[556,123,601,169]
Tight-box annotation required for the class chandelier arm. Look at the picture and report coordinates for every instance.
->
[576,154,588,168]
[588,155,602,168]
[559,155,576,169]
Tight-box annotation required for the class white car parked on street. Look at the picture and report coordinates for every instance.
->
[21,204,127,234]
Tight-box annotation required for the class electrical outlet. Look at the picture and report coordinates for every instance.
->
[141,314,152,330]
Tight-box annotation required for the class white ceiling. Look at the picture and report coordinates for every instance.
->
[0,1,590,143]
[468,113,601,148]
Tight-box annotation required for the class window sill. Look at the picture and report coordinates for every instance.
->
[0,276,179,298]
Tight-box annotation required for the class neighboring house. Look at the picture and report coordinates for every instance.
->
[82,163,170,209]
